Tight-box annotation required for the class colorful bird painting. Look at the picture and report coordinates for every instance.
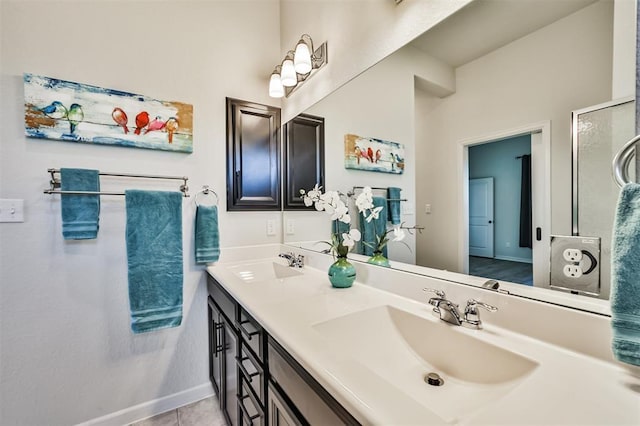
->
[145,116,166,134]
[134,111,149,135]
[67,103,84,134]
[164,117,179,143]
[40,101,68,119]
[111,107,129,134]
[367,147,374,163]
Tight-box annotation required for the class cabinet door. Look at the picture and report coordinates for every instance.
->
[283,114,325,210]
[226,97,281,211]
[222,315,239,426]
[208,297,223,400]
[268,381,308,426]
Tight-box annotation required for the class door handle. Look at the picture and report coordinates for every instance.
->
[488,220,493,224]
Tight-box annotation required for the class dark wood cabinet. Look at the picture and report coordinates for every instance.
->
[283,114,325,210]
[226,98,281,211]
[208,275,267,426]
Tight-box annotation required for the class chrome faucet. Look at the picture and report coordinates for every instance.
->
[422,288,497,329]
[278,252,304,268]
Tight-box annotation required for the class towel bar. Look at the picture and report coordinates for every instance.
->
[348,186,408,202]
[44,168,190,197]
[612,134,640,188]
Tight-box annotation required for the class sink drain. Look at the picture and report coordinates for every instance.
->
[424,372,444,386]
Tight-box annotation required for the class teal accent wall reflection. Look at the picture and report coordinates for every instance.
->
[469,135,532,263]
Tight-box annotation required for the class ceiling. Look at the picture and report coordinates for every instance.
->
[410,0,599,68]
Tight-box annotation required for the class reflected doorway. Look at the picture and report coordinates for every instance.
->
[460,122,550,288]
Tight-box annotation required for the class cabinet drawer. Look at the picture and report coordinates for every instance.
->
[237,308,264,362]
[207,274,237,323]
[268,340,359,425]
[237,341,265,403]
[238,373,265,426]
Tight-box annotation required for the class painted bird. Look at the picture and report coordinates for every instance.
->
[367,147,374,163]
[134,111,149,135]
[164,117,179,143]
[40,101,67,119]
[111,107,129,134]
[67,103,84,134]
[145,116,166,134]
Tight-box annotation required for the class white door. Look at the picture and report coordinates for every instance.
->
[469,177,494,258]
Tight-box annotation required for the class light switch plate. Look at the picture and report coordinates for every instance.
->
[0,199,24,223]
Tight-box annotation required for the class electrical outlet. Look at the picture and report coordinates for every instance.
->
[286,219,295,235]
[563,264,583,278]
[563,248,582,262]
[550,235,601,296]
[266,219,276,236]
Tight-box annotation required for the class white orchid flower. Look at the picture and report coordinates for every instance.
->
[355,188,374,212]
[366,206,384,223]
[331,201,348,221]
[303,196,313,207]
[307,183,322,200]
[339,213,351,224]
[392,226,406,242]
[342,229,362,248]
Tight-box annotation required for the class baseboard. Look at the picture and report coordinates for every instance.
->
[77,382,214,426]
[494,255,533,264]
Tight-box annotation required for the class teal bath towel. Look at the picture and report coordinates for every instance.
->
[360,196,388,257]
[611,183,640,366]
[60,168,100,240]
[388,187,402,225]
[126,190,183,334]
[195,205,220,264]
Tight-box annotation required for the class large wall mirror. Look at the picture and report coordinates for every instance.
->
[281,0,637,314]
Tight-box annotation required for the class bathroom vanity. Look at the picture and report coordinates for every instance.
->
[207,244,640,425]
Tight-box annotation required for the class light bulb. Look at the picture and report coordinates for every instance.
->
[281,59,297,87]
[269,72,284,98]
[294,41,312,74]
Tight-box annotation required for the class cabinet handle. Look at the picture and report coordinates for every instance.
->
[236,319,260,341]
[236,356,260,382]
[237,393,262,425]
[214,323,224,354]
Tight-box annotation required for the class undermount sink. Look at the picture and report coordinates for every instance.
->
[312,305,538,422]
[227,260,303,283]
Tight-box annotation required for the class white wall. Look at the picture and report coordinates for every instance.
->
[415,0,614,271]
[0,1,280,424]
[278,0,471,122]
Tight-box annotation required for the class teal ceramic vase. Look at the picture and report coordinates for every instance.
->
[328,256,356,288]
[367,252,390,267]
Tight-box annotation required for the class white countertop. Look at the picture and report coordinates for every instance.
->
[207,251,640,425]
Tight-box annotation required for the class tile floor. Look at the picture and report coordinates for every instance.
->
[130,396,226,426]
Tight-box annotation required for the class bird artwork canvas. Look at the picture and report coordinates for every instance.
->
[24,73,193,153]
[344,133,404,174]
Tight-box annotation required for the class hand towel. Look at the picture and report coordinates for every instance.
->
[60,168,100,240]
[359,196,388,257]
[387,187,402,225]
[126,190,183,334]
[195,205,220,264]
[611,183,640,366]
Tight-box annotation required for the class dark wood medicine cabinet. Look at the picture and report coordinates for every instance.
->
[226,97,325,212]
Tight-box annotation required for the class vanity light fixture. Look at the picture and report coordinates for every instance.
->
[269,34,327,98]
[269,65,285,98]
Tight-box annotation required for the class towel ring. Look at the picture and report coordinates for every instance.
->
[612,134,640,188]
[195,185,219,207]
